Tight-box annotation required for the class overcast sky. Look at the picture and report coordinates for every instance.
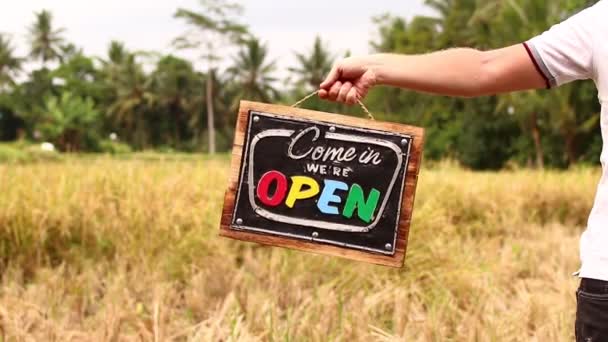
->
[0,0,435,77]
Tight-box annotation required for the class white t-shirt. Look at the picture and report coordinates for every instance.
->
[525,0,608,281]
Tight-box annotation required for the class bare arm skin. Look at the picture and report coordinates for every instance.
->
[318,44,547,104]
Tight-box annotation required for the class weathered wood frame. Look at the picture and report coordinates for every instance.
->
[220,101,424,267]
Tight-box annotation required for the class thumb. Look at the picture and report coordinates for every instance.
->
[320,65,341,89]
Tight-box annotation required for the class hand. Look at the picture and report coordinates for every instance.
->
[318,56,378,105]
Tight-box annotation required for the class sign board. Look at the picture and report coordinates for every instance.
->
[220,101,424,267]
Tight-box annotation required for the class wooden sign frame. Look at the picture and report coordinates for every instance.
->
[220,101,424,267]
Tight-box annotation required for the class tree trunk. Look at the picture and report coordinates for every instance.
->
[135,111,146,150]
[206,69,216,154]
[530,112,544,169]
[564,132,577,167]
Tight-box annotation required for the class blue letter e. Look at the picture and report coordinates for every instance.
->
[317,179,348,215]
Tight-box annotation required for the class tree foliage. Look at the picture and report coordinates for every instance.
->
[0,35,22,91]
[0,2,603,168]
[228,38,279,105]
[364,0,600,169]
[174,0,248,154]
[28,10,65,66]
[38,92,99,151]
[289,36,334,90]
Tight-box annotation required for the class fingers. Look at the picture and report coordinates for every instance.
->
[336,82,352,103]
[318,89,329,99]
[320,65,341,89]
[346,87,359,105]
[319,57,371,104]
[327,81,343,101]
[318,81,360,104]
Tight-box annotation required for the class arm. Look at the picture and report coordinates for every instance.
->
[319,44,547,104]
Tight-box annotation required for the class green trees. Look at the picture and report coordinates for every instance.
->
[104,49,154,149]
[174,0,247,154]
[0,35,23,140]
[364,0,600,169]
[289,36,334,91]
[150,55,203,147]
[0,2,602,168]
[0,35,21,91]
[473,0,599,167]
[28,10,64,68]
[38,92,99,151]
[228,38,279,105]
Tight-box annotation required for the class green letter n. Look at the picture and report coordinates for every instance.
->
[342,184,380,223]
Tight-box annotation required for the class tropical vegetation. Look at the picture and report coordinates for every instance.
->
[0,0,602,169]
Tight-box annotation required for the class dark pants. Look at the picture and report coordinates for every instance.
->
[576,278,608,342]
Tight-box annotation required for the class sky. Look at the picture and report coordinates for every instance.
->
[0,0,435,77]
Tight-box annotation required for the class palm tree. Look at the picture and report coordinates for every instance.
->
[181,71,238,151]
[100,41,129,93]
[0,34,22,90]
[228,38,279,105]
[289,36,333,90]
[28,10,65,68]
[424,0,479,47]
[101,43,154,148]
[150,55,203,145]
[472,0,577,168]
[173,0,248,154]
[107,41,128,65]
[496,91,547,168]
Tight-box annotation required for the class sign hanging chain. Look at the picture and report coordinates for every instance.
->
[291,90,375,121]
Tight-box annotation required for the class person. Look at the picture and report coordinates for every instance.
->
[319,1,608,341]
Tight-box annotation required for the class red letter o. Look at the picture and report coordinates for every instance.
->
[256,170,288,207]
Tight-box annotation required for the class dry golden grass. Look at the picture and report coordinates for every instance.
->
[0,156,598,341]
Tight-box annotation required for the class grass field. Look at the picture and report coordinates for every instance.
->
[0,155,598,341]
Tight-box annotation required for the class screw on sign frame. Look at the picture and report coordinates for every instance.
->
[219,101,424,267]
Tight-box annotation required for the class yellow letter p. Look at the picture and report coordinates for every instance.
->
[285,176,320,208]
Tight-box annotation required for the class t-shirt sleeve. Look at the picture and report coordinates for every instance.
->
[524,4,600,89]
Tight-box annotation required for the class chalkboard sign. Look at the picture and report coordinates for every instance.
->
[220,101,424,267]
